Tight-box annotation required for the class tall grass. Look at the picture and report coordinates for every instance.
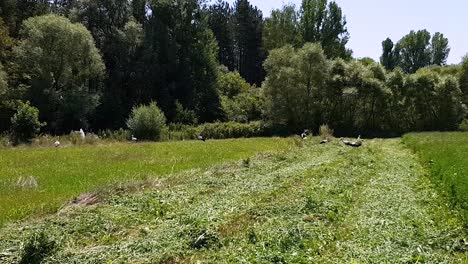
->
[0,138,293,226]
[403,132,468,219]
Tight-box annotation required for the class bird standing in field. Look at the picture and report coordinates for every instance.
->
[79,128,86,139]
[320,137,329,144]
[54,137,61,147]
[197,135,206,142]
[131,135,138,142]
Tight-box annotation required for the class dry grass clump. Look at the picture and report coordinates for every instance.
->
[15,176,38,189]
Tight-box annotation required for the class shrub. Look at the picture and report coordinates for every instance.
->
[127,102,167,141]
[99,128,131,142]
[459,120,468,131]
[217,69,251,98]
[173,101,198,125]
[10,102,45,144]
[19,231,56,264]
[198,122,265,139]
[319,124,334,138]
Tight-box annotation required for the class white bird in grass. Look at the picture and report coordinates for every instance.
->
[197,135,206,142]
[320,137,329,144]
[79,128,86,139]
[54,137,61,147]
[131,135,138,142]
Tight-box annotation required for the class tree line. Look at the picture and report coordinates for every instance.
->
[0,0,467,142]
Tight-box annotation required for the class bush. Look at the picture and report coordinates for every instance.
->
[10,102,45,144]
[319,125,333,138]
[459,120,468,131]
[198,122,265,139]
[20,231,56,264]
[127,102,167,141]
[99,128,131,142]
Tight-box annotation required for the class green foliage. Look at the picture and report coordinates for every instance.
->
[233,0,265,85]
[14,14,104,133]
[459,120,468,131]
[380,38,399,70]
[173,101,198,125]
[263,43,328,129]
[208,0,236,70]
[198,121,265,139]
[403,132,468,220]
[300,0,351,59]
[382,30,450,74]
[460,55,468,107]
[127,102,167,141]
[221,89,264,123]
[10,101,45,144]
[217,69,251,98]
[263,44,465,135]
[263,4,302,51]
[319,124,333,138]
[19,231,56,264]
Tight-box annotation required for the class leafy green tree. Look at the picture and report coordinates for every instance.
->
[300,0,351,59]
[127,102,167,141]
[10,101,45,144]
[396,30,432,74]
[217,68,251,98]
[460,55,468,107]
[221,90,263,123]
[233,0,265,85]
[435,76,464,130]
[69,0,145,129]
[380,38,399,71]
[143,0,223,123]
[263,4,302,51]
[263,43,328,128]
[0,18,13,63]
[392,30,450,73]
[207,0,236,70]
[0,0,50,37]
[430,32,450,66]
[14,14,105,133]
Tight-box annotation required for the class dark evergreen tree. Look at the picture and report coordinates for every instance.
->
[380,38,399,71]
[207,0,236,71]
[233,0,265,86]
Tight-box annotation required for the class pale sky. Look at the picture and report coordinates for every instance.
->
[225,0,468,64]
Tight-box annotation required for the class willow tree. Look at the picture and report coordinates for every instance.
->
[14,14,105,133]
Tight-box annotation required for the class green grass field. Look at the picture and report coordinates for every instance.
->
[0,137,466,263]
[0,138,293,226]
[403,132,468,218]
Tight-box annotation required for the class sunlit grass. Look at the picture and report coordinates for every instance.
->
[0,138,293,226]
[403,132,468,218]
[0,138,466,263]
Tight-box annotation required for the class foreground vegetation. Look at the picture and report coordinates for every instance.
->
[0,138,466,263]
[0,138,293,226]
[403,132,468,220]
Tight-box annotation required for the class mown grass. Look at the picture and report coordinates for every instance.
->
[403,132,468,219]
[0,138,293,226]
[0,138,466,263]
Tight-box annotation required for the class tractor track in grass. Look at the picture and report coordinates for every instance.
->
[0,139,466,263]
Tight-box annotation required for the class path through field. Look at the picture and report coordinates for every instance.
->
[0,139,466,263]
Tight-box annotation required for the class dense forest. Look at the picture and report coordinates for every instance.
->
[0,0,467,142]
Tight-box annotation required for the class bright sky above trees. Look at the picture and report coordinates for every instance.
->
[226,0,468,64]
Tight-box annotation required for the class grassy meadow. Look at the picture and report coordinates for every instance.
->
[403,132,468,219]
[0,138,293,226]
[0,137,467,263]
